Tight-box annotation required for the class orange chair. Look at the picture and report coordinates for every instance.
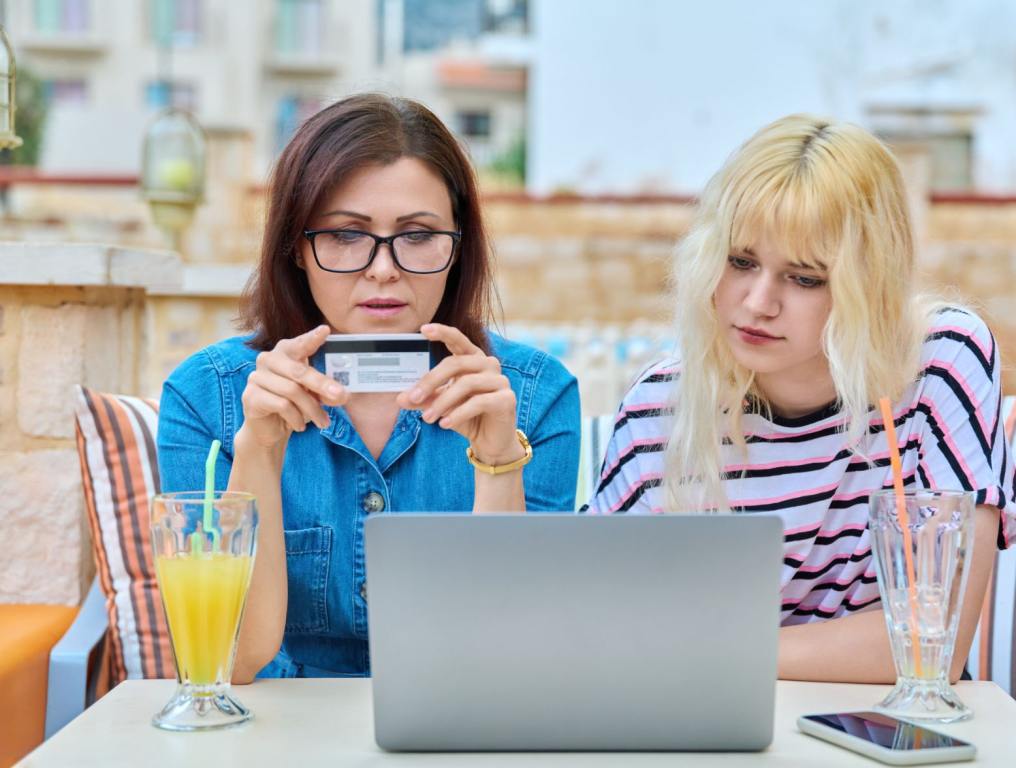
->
[0,603,76,767]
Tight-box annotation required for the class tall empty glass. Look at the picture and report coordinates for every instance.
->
[869,489,975,723]
[150,491,257,731]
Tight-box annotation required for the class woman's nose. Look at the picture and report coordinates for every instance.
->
[743,274,780,317]
[365,242,400,281]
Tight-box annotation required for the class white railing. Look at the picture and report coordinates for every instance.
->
[503,322,675,416]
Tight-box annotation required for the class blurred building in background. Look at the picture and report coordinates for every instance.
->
[2,0,527,181]
[530,0,1016,195]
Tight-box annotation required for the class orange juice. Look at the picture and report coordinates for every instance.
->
[156,553,253,686]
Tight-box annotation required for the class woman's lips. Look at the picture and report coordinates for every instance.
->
[735,326,782,346]
[358,300,407,318]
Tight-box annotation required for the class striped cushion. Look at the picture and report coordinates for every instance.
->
[967,395,1016,695]
[73,386,173,685]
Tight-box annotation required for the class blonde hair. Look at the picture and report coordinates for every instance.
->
[666,114,943,513]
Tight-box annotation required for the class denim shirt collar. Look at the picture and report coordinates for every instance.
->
[320,405,423,474]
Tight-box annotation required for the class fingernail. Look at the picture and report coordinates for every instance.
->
[327,383,343,398]
[422,410,434,422]
[409,387,424,403]
[439,417,450,428]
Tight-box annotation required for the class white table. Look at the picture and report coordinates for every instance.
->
[21,679,1016,766]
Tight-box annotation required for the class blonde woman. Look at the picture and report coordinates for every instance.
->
[582,114,1015,683]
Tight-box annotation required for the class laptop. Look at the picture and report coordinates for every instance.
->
[364,513,783,751]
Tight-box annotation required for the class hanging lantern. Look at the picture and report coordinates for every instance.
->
[0,24,23,150]
[141,107,206,246]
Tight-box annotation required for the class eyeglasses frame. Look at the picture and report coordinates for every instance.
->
[301,228,462,274]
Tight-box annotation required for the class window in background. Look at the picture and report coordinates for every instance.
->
[150,0,201,48]
[884,132,973,192]
[457,110,492,139]
[146,81,198,112]
[482,0,527,34]
[34,0,90,34]
[403,0,483,53]
[870,106,976,192]
[275,0,323,55]
[275,95,323,152]
[402,0,527,52]
[43,79,87,106]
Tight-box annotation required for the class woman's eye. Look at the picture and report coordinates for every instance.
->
[401,231,434,243]
[330,230,367,244]
[728,255,754,270]
[791,274,826,289]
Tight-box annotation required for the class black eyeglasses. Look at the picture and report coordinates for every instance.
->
[302,228,461,274]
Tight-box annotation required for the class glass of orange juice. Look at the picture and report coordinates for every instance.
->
[150,491,257,731]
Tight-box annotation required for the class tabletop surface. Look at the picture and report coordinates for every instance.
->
[21,679,1016,767]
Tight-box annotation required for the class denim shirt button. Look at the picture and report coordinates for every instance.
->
[360,582,368,601]
[362,491,386,513]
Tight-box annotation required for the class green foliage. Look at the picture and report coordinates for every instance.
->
[487,134,526,185]
[0,66,48,166]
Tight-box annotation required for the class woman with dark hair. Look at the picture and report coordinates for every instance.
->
[157,93,580,681]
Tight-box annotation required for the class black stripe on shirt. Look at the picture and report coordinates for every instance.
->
[612,477,662,513]
[925,330,993,381]
[643,372,678,384]
[924,365,992,461]
[781,572,879,610]
[789,595,880,619]
[612,405,673,432]
[595,441,666,496]
[784,525,866,546]
[789,549,871,581]
[732,486,838,513]
[915,402,974,491]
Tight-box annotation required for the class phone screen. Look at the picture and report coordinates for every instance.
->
[802,712,972,751]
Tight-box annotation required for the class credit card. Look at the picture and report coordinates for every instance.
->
[322,334,434,393]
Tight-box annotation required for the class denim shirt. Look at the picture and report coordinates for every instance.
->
[157,331,580,677]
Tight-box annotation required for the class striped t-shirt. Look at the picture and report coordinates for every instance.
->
[583,308,1016,626]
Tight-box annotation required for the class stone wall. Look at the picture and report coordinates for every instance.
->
[0,245,180,605]
[483,195,1016,394]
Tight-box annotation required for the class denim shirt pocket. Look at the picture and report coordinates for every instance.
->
[283,526,332,634]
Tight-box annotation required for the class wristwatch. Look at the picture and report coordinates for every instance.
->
[466,429,533,475]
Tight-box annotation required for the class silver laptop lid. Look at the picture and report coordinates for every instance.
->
[365,514,782,751]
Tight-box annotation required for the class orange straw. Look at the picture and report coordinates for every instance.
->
[878,397,923,679]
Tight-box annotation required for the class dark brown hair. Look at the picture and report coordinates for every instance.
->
[240,93,494,353]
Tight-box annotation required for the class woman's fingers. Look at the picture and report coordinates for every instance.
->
[262,349,348,406]
[419,372,513,424]
[399,352,498,408]
[256,326,348,407]
[421,323,481,357]
[275,324,331,360]
[243,386,307,433]
[247,369,331,429]
[438,390,517,432]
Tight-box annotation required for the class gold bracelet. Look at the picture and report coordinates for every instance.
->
[466,429,533,475]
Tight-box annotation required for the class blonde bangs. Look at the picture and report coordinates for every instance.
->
[726,162,845,273]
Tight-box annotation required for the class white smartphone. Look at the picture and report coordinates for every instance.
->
[797,711,976,765]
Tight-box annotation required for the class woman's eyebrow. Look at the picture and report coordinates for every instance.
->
[320,209,371,220]
[786,260,828,271]
[396,211,440,222]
